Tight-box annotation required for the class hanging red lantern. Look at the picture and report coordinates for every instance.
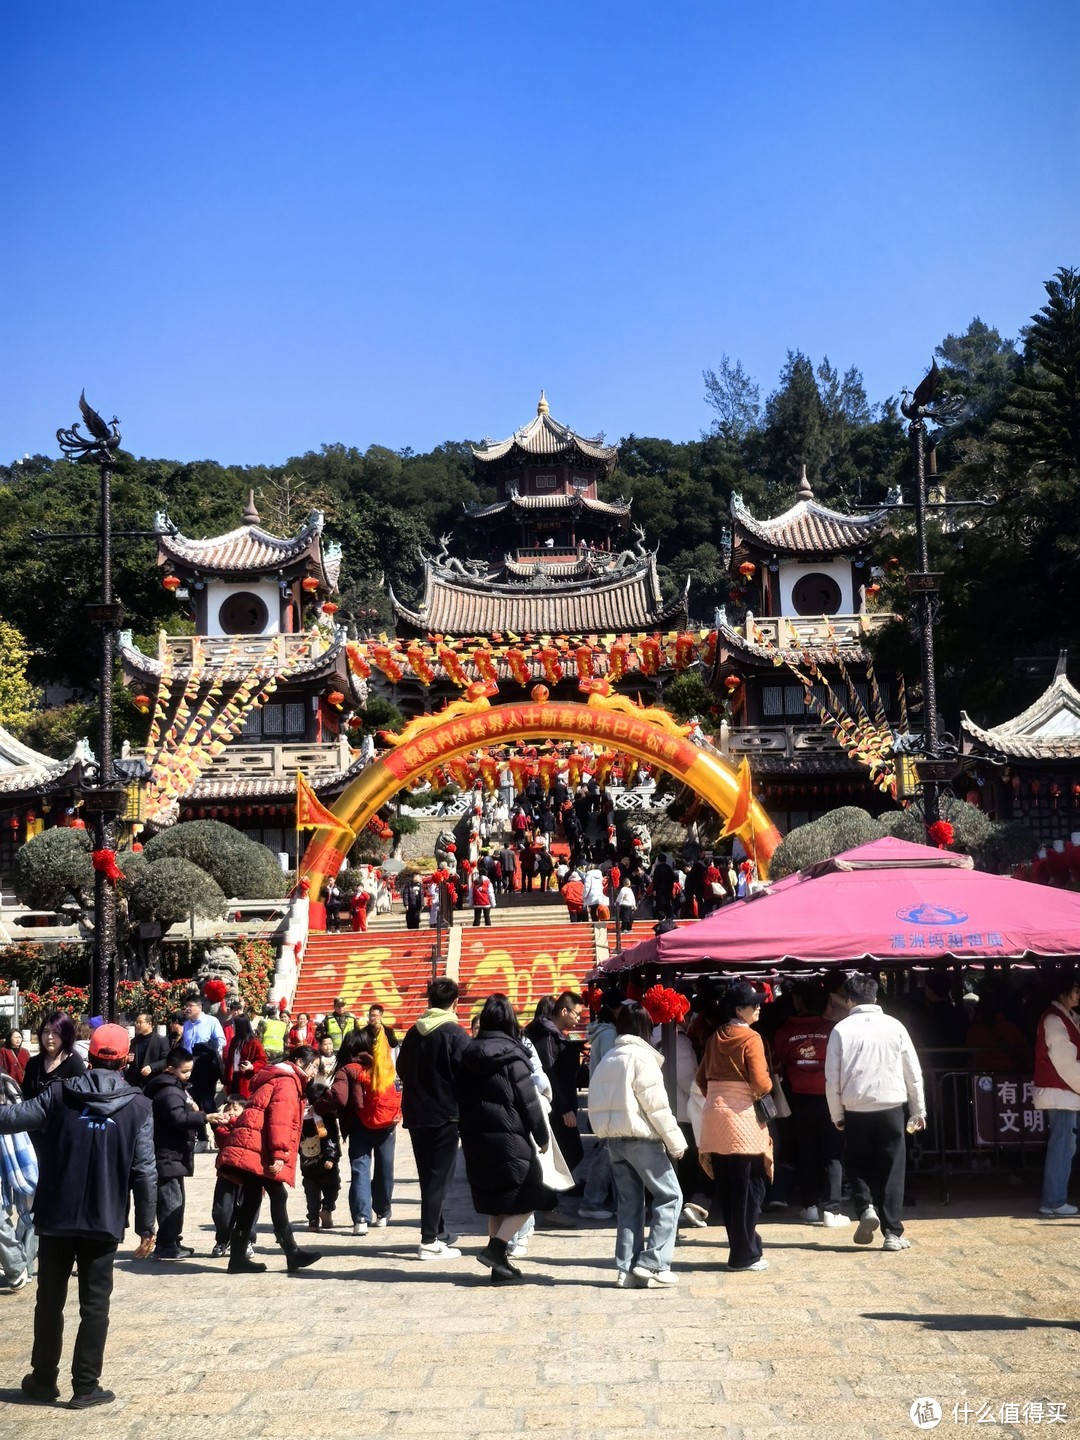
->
[865,583,881,598]
[723,673,743,694]
[638,637,661,676]
[574,645,594,681]
[674,633,696,670]
[738,561,756,580]
[133,694,151,713]
[531,684,550,705]
[472,645,498,685]
[322,601,339,615]
[326,690,345,709]
[505,648,531,686]
[162,574,181,592]
[539,649,563,685]
[301,576,320,593]
[70,816,87,829]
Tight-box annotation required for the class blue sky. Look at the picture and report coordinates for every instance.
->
[3,1,1077,465]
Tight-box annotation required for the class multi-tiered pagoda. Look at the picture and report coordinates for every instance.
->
[708,469,901,831]
[121,495,366,860]
[388,394,687,711]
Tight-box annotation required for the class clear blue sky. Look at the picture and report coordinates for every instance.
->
[3,1,1077,465]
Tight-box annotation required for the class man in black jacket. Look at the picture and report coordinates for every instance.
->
[396,977,469,1261]
[0,1023,156,1409]
[146,1047,224,1260]
[124,1012,169,1088]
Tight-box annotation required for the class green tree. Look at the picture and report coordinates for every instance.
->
[13,828,93,910]
[703,356,761,441]
[143,821,287,898]
[128,857,227,928]
[0,618,39,729]
[660,671,713,723]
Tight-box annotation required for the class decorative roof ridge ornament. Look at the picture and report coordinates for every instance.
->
[796,464,813,502]
[242,489,260,524]
[56,391,121,464]
[537,389,549,415]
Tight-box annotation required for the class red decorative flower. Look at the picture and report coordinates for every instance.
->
[642,985,690,1026]
[203,978,228,1003]
[928,820,955,849]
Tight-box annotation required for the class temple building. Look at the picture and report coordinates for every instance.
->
[961,653,1080,844]
[0,728,97,882]
[120,494,366,860]
[387,394,687,711]
[707,469,901,832]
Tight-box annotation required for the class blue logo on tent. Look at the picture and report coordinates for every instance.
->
[895,903,969,926]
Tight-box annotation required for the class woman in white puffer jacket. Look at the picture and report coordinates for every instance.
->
[587,1001,685,1288]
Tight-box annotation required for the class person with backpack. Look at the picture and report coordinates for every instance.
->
[0,1024,156,1408]
[319,1029,401,1235]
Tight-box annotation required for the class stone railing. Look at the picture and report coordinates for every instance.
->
[746,612,893,649]
[204,738,353,777]
[721,725,845,759]
[156,632,329,669]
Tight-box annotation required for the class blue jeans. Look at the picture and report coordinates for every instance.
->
[608,1137,682,1275]
[582,1138,613,1210]
[349,1123,397,1223]
[1041,1108,1078,1208]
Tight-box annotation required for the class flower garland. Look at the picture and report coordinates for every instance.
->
[641,985,690,1025]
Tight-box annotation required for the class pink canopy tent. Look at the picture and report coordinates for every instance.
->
[604,836,1080,972]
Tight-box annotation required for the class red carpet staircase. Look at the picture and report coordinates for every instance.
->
[293,930,440,1033]
[457,921,599,1020]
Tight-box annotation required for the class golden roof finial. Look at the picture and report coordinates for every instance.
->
[537,390,549,415]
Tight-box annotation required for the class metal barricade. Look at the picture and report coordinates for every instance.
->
[916,1060,1044,1204]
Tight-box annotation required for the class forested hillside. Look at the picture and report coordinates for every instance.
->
[1,267,1076,753]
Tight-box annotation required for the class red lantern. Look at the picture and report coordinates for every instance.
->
[326,690,345,709]
[865,583,881,598]
[723,674,743,694]
[301,576,320,593]
[322,601,339,615]
[70,817,86,830]
[162,574,181,592]
[133,693,151,713]
[531,684,550,704]
[506,648,531,686]
[738,561,756,580]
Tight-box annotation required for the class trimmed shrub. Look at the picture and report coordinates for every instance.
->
[128,857,226,929]
[770,806,880,878]
[13,828,93,910]
[143,820,287,899]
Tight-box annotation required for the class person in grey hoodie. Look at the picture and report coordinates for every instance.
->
[396,977,469,1260]
[0,1023,156,1409]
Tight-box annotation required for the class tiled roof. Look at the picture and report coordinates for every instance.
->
[0,727,92,795]
[392,555,685,637]
[731,490,885,557]
[120,630,353,687]
[468,492,630,521]
[188,769,353,801]
[962,657,1080,761]
[502,557,593,580]
[744,754,868,776]
[472,395,618,473]
[157,510,341,587]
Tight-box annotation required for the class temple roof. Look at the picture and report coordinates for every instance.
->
[731,471,886,558]
[119,628,361,697]
[471,394,618,474]
[468,491,630,522]
[962,654,1080,760]
[0,726,93,794]
[155,499,342,588]
[391,553,686,638]
[713,618,871,670]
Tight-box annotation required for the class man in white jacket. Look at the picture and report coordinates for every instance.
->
[825,973,925,1253]
[588,1001,685,1287]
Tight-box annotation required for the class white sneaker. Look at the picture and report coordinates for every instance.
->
[7,1270,28,1289]
[418,1240,462,1261]
[371,1216,388,1228]
[506,1242,528,1258]
[577,1207,613,1220]
[821,1210,852,1228]
[730,1257,769,1271]
[352,1221,368,1236]
[679,1204,708,1228]
[882,1232,911,1251]
[799,1206,822,1223]
[1039,1203,1079,1217]
[631,1264,679,1287]
[853,1207,880,1245]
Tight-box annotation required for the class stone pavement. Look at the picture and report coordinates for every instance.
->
[1,1142,1078,1440]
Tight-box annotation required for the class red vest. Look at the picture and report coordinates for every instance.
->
[1034,1003,1080,1093]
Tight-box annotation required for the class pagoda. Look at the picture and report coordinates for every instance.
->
[388,394,687,710]
[120,494,366,860]
[707,469,902,831]
[961,652,1080,843]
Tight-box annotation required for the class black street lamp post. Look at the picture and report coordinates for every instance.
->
[55,394,126,1020]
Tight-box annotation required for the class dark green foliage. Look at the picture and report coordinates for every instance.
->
[770,807,881,878]
[128,858,226,928]
[142,821,287,899]
[361,695,405,736]
[661,671,713,723]
[13,829,93,909]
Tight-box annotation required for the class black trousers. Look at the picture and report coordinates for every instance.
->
[212,1174,258,1246]
[157,1175,187,1250]
[409,1124,459,1244]
[302,1165,341,1222]
[843,1106,907,1237]
[31,1234,117,1394]
[676,1121,701,1201]
[712,1153,766,1268]
[230,1175,296,1260]
[472,907,492,926]
[788,1092,844,1209]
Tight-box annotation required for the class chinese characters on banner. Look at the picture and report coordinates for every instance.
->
[971,1075,1047,1147]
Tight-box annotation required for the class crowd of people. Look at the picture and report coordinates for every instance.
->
[0,961,1078,1408]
